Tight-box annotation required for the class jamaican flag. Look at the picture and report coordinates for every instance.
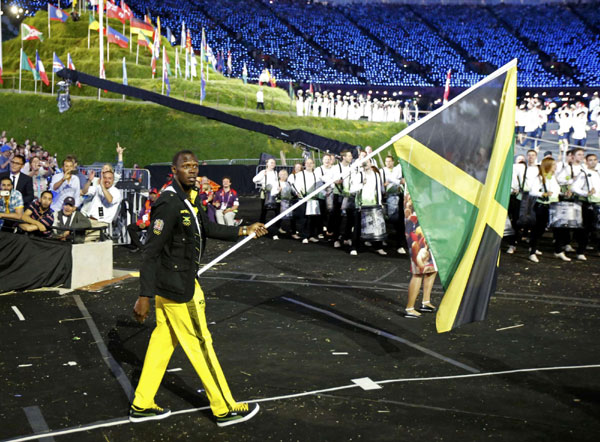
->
[393,60,517,333]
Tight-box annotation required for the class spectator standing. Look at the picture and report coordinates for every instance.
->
[0,154,34,206]
[213,177,239,226]
[256,87,265,111]
[81,170,122,233]
[25,157,50,200]
[50,157,81,212]
[0,145,12,174]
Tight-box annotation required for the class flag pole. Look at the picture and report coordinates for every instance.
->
[122,56,126,101]
[98,0,104,100]
[87,22,90,49]
[0,0,3,88]
[51,52,55,95]
[196,136,397,277]
[161,46,165,95]
[48,4,51,39]
[136,43,139,65]
[19,48,22,93]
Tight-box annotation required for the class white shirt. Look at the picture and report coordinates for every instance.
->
[50,172,81,212]
[256,90,264,103]
[511,163,539,193]
[252,169,279,196]
[381,165,403,194]
[556,163,583,187]
[315,165,335,189]
[331,162,351,195]
[571,116,588,140]
[555,109,572,135]
[292,170,318,197]
[529,174,560,203]
[82,184,122,223]
[350,169,384,207]
[9,171,21,190]
[572,168,600,203]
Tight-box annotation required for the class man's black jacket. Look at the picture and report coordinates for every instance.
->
[0,172,34,205]
[140,180,239,303]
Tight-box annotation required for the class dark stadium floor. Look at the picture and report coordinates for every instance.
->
[2,198,600,442]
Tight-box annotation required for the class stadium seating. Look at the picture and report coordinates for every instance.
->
[6,0,600,88]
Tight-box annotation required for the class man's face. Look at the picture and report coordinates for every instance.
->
[40,193,53,210]
[322,155,331,167]
[63,161,74,174]
[527,152,537,165]
[62,204,74,216]
[222,178,231,188]
[102,172,115,188]
[1,179,12,191]
[587,156,598,170]
[305,159,314,171]
[294,164,303,173]
[343,152,353,163]
[2,150,10,158]
[31,157,40,171]
[266,159,276,170]
[172,153,199,189]
[574,150,585,164]
[385,157,394,168]
[10,157,24,174]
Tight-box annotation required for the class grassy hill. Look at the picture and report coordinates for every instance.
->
[0,10,405,166]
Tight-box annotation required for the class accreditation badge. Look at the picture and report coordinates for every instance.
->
[153,219,164,235]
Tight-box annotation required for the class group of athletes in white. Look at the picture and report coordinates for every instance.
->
[516,94,600,149]
[252,149,408,257]
[295,90,420,123]
[509,146,600,263]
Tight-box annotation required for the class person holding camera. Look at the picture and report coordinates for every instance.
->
[50,157,81,213]
[0,176,24,232]
[81,170,122,227]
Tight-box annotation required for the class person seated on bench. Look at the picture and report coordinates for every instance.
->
[18,191,55,237]
[0,176,24,232]
[53,196,91,243]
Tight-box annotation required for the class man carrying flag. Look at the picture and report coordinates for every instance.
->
[36,50,49,86]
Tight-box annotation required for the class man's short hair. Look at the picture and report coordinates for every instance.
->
[102,170,115,176]
[572,147,585,155]
[13,154,25,165]
[1,176,12,185]
[527,149,537,156]
[41,190,53,199]
[172,150,196,165]
[340,149,352,156]
[586,153,597,160]
[63,157,74,166]
[222,176,232,182]
[385,155,394,161]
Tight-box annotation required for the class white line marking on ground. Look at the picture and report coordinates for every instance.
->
[6,364,600,442]
[11,306,25,321]
[496,324,524,331]
[167,368,182,373]
[331,352,348,355]
[352,377,382,390]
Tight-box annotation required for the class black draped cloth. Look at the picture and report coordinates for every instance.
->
[0,233,72,292]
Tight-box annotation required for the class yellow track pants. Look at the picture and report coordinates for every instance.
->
[132,280,237,417]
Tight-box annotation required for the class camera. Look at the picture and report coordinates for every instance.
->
[0,190,10,197]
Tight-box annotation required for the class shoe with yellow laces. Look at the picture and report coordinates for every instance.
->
[215,403,260,427]
[129,404,172,423]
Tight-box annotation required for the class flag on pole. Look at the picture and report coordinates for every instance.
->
[166,27,176,46]
[200,68,206,102]
[164,50,172,76]
[138,32,152,52]
[175,48,182,77]
[392,60,517,333]
[53,53,65,72]
[163,48,170,97]
[181,21,186,47]
[67,53,81,87]
[122,57,128,85]
[443,69,451,104]
[36,50,50,86]
[106,1,126,24]
[21,50,40,80]
[22,23,44,41]
[48,4,69,22]
[121,1,132,21]
[242,62,247,84]
[289,81,294,100]
[107,25,129,48]
[89,14,100,30]
[130,16,153,37]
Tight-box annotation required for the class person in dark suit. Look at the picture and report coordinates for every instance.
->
[0,154,34,206]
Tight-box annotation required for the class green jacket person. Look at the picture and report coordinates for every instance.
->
[131,150,267,427]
